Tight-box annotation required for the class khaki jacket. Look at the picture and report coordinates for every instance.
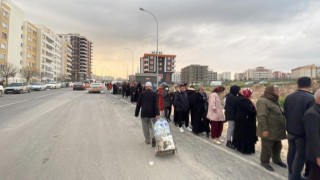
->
[256,97,286,141]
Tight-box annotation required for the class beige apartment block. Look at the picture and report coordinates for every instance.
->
[0,1,10,67]
[291,64,319,79]
[22,21,37,68]
[62,40,72,80]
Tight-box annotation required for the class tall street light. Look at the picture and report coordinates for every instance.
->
[139,7,159,86]
[124,47,134,80]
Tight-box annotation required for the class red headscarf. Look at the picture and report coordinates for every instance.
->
[242,88,253,99]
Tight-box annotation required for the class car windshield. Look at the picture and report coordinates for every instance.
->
[31,82,43,85]
[8,83,23,87]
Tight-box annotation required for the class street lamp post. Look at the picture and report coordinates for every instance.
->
[124,47,134,81]
[139,7,159,86]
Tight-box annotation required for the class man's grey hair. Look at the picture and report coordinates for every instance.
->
[314,88,320,100]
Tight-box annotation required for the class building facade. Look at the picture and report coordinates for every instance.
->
[22,21,37,68]
[61,40,72,81]
[181,65,208,85]
[140,52,176,84]
[36,25,63,81]
[244,67,272,80]
[172,72,181,84]
[208,70,217,82]
[234,73,245,81]
[59,34,93,81]
[218,72,231,81]
[272,71,289,79]
[291,64,319,79]
[0,0,10,69]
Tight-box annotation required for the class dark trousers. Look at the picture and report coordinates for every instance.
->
[260,139,283,165]
[210,121,223,138]
[287,133,307,180]
[164,106,172,120]
[204,118,211,134]
[177,111,189,128]
[309,162,320,180]
[173,107,178,125]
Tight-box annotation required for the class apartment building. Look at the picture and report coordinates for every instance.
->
[59,34,93,81]
[208,70,218,82]
[273,71,289,79]
[61,40,72,80]
[234,73,245,81]
[291,64,319,79]
[181,65,208,85]
[22,21,37,68]
[0,0,10,68]
[140,52,176,83]
[217,72,231,81]
[36,25,63,81]
[244,67,272,80]
[172,72,181,84]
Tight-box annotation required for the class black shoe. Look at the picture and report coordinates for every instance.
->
[206,133,210,138]
[151,138,156,147]
[261,164,274,172]
[274,161,287,168]
[226,141,235,149]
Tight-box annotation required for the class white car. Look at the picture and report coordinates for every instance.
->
[46,81,62,89]
[0,85,4,96]
[30,82,46,91]
[4,82,31,94]
[88,83,104,93]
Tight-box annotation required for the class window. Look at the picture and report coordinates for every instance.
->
[27,54,32,58]
[28,37,32,42]
[3,11,9,18]
[0,54,5,60]
[1,32,7,39]
[2,22,8,29]
[1,43,6,49]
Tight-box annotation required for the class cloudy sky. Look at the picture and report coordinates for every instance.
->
[13,0,320,78]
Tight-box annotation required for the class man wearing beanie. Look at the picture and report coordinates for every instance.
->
[256,85,287,172]
[284,77,314,180]
[135,82,160,147]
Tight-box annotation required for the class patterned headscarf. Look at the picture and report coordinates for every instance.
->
[242,88,253,99]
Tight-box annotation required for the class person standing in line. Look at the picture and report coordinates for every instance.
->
[303,88,320,180]
[284,77,314,180]
[122,82,127,98]
[187,85,196,132]
[174,84,190,132]
[157,85,165,116]
[135,82,160,147]
[130,83,136,102]
[224,85,241,149]
[232,88,257,154]
[256,85,287,172]
[163,85,172,121]
[134,82,143,102]
[207,86,226,145]
[125,83,130,99]
[172,85,180,126]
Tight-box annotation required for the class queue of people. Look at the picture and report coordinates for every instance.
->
[118,77,320,179]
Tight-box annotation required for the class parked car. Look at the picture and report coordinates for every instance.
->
[83,80,91,89]
[73,82,86,90]
[69,82,74,87]
[30,82,46,91]
[61,82,67,88]
[46,81,62,89]
[4,82,31,94]
[0,85,4,96]
[88,83,104,93]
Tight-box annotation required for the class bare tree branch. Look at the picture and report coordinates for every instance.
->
[0,63,18,86]
[21,66,39,83]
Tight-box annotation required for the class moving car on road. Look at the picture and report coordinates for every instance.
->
[88,83,104,93]
[73,82,86,90]
[30,82,46,91]
[4,82,31,94]
[46,81,62,89]
[0,85,3,96]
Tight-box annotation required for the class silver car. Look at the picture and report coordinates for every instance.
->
[4,82,31,94]
[30,82,46,91]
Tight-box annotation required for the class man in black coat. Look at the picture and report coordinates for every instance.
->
[135,82,160,147]
[303,88,320,180]
[284,77,314,179]
[224,85,240,149]
[174,84,190,133]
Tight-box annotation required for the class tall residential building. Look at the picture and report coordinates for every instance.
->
[61,40,72,81]
[234,73,245,81]
[59,34,93,81]
[208,70,218,82]
[22,21,37,68]
[139,52,176,83]
[273,71,289,79]
[0,0,10,68]
[244,67,272,80]
[36,25,63,81]
[2,0,25,83]
[218,72,231,81]
[172,72,181,84]
[181,65,208,85]
[291,64,319,79]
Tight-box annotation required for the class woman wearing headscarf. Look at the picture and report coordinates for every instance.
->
[232,88,258,154]
[207,86,226,144]
[134,82,143,102]
[256,85,287,171]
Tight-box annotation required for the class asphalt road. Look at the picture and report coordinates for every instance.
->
[0,89,288,180]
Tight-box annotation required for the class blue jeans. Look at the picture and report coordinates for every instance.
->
[287,133,306,180]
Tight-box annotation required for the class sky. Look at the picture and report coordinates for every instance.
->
[13,0,320,78]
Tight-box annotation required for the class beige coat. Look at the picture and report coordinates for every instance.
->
[207,92,225,121]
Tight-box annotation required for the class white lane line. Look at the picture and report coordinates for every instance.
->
[0,100,29,108]
[34,92,59,99]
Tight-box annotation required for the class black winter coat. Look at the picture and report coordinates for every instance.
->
[135,90,160,118]
[224,85,240,121]
[174,91,189,112]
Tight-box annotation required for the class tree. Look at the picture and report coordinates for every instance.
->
[0,62,18,86]
[20,66,39,83]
